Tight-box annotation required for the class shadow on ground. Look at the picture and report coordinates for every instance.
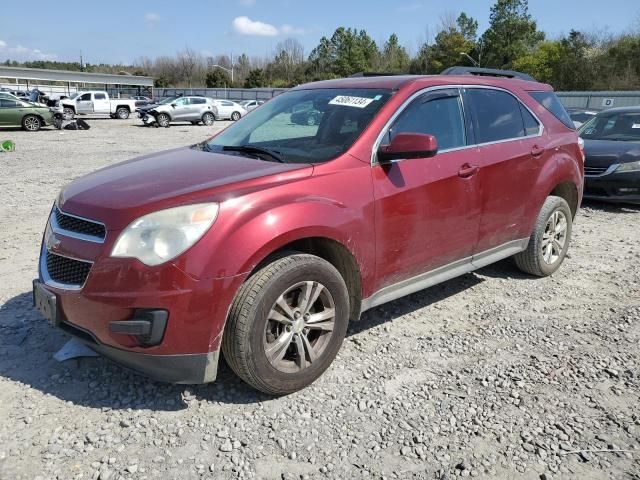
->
[0,262,525,410]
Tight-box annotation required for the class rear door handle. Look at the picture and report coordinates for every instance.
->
[458,163,479,178]
[531,145,545,157]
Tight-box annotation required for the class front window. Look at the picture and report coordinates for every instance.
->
[205,88,392,164]
[69,93,80,99]
[158,97,177,104]
[579,112,640,142]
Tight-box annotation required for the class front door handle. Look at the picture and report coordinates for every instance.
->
[531,145,545,157]
[458,163,479,178]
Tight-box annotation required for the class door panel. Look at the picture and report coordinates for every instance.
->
[76,93,93,113]
[372,88,481,292]
[92,94,110,113]
[170,97,190,120]
[463,87,545,252]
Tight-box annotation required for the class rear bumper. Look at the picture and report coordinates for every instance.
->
[584,170,640,204]
[59,318,219,383]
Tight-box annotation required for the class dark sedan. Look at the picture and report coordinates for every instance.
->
[579,107,640,204]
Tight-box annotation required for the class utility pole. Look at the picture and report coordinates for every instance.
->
[80,50,84,71]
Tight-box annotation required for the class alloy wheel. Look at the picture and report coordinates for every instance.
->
[23,116,40,131]
[541,210,567,264]
[263,281,336,373]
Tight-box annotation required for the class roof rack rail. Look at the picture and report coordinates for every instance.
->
[441,66,536,82]
[349,72,406,78]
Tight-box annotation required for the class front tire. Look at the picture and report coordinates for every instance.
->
[156,113,170,128]
[514,196,572,277]
[231,111,241,121]
[222,253,350,395]
[62,107,75,120]
[22,115,42,132]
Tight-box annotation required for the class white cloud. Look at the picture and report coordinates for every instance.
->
[144,12,161,27]
[239,0,256,5]
[232,16,278,36]
[0,40,57,60]
[280,24,307,35]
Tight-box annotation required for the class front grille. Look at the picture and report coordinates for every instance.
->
[54,207,106,240]
[46,251,92,286]
[584,166,610,176]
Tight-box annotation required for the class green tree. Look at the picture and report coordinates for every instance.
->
[481,0,544,68]
[512,40,563,84]
[308,27,379,78]
[244,69,266,88]
[380,34,410,72]
[427,13,480,72]
[205,69,231,88]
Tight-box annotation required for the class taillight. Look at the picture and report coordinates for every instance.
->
[577,137,585,163]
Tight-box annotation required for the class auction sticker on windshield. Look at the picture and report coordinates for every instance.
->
[329,95,375,108]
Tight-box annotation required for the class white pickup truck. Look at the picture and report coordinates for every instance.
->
[59,91,138,120]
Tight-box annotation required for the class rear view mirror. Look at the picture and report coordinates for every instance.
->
[377,133,438,163]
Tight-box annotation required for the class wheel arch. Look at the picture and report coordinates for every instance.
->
[549,181,579,218]
[249,236,363,322]
[115,104,131,111]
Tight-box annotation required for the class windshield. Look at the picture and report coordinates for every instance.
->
[69,93,80,99]
[159,96,177,105]
[579,112,640,142]
[205,88,392,163]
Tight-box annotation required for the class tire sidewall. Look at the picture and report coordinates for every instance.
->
[116,108,129,119]
[202,113,214,125]
[231,111,241,121]
[534,198,573,276]
[157,114,170,127]
[23,115,41,131]
[245,257,349,393]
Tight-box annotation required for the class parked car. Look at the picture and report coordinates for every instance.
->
[0,98,54,131]
[240,100,265,112]
[59,91,138,120]
[135,96,180,117]
[290,101,323,125]
[8,90,30,102]
[33,68,582,394]
[579,106,640,204]
[211,100,247,121]
[142,96,217,127]
[567,108,599,128]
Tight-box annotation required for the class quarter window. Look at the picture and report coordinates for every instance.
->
[466,89,527,143]
[520,104,540,136]
[386,90,466,151]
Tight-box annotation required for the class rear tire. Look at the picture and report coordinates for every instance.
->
[62,107,74,120]
[231,111,241,121]
[514,196,572,277]
[116,107,129,119]
[202,112,215,126]
[222,253,350,395]
[22,115,41,132]
[156,113,170,128]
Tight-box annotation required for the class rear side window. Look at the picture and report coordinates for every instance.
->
[466,89,526,143]
[520,104,541,136]
[190,97,206,104]
[94,93,106,100]
[530,91,574,129]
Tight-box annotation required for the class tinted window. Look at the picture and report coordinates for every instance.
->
[94,93,107,100]
[467,89,525,143]
[530,91,574,129]
[0,99,19,108]
[579,112,640,142]
[190,97,206,104]
[222,101,234,107]
[520,104,540,136]
[79,93,92,101]
[388,90,466,150]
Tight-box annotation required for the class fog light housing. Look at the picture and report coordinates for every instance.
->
[110,309,168,347]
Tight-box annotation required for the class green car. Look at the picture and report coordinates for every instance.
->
[0,97,54,131]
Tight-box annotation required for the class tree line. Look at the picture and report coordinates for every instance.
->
[3,0,640,91]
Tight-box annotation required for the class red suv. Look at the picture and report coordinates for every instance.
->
[33,68,583,394]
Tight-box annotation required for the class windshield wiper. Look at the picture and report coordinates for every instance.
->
[222,145,286,163]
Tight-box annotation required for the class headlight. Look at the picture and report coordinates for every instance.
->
[615,161,640,173]
[111,203,219,266]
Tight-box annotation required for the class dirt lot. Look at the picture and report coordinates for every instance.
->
[0,118,639,480]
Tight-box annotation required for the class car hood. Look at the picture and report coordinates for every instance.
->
[583,139,640,167]
[59,147,313,229]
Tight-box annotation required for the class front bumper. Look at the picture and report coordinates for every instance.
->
[584,169,640,204]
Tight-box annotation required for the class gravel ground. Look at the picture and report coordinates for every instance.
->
[0,118,639,480]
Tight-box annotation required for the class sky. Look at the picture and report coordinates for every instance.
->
[1,0,638,65]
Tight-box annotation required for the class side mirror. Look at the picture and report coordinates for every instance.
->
[171,103,177,108]
[378,133,438,164]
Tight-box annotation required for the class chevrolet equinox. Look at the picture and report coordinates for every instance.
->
[34,69,584,394]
